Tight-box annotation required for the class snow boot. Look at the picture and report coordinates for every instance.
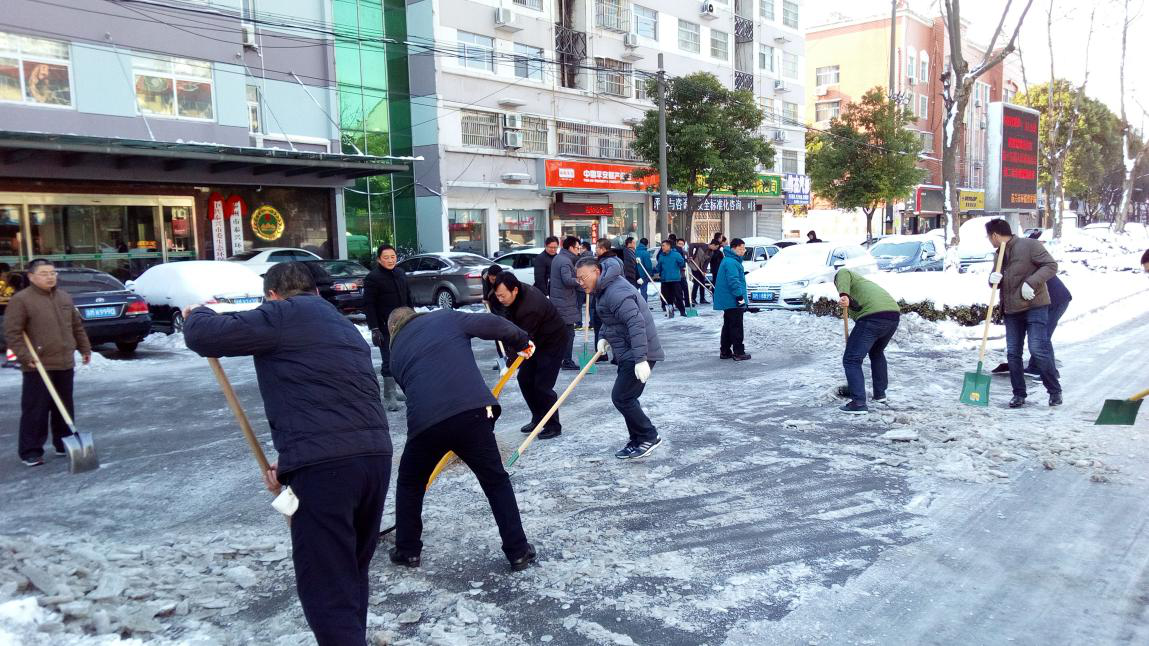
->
[383,377,402,412]
[510,543,537,572]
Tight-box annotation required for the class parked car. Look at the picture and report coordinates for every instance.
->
[741,244,780,273]
[494,247,542,286]
[397,252,489,309]
[128,261,265,333]
[869,235,945,272]
[227,247,321,276]
[774,240,800,249]
[745,242,878,309]
[300,260,369,315]
[0,268,151,354]
[957,215,1000,271]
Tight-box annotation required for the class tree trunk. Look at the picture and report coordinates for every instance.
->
[862,205,877,242]
[1116,131,1134,233]
[941,86,971,250]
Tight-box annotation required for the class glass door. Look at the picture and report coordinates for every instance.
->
[558,219,595,244]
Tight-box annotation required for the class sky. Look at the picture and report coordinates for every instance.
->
[806,0,1147,125]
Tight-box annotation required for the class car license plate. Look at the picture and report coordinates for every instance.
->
[235,297,261,304]
[752,292,776,302]
[82,306,117,319]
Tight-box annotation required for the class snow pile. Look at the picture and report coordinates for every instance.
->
[1051,228,1147,273]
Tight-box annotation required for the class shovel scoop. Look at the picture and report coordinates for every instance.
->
[1095,388,1149,426]
[960,362,992,407]
[22,333,99,473]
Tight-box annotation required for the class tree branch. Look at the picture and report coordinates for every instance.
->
[970,0,1036,78]
[982,0,1016,65]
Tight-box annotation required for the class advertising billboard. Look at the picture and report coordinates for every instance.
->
[986,102,1040,211]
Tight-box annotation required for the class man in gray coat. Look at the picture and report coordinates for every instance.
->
[550,236,583,370]
[575,256,665,460]
[986,218,1061,408]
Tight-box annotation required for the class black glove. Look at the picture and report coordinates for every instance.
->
[370,329,383,347]
[736,297,745,306]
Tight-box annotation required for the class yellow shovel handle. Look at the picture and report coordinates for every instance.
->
[1129,388,1149,402]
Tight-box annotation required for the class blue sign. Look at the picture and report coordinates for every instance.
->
[782,173,810,205]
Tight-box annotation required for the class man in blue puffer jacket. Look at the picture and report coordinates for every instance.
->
[184,263,391,646]
[653,240,687,317]
[713,238,751,361]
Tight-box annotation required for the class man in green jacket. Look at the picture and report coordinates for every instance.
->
[835,269,900,414]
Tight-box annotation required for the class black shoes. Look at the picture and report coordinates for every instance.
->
[389,548,420,568]
[537,427,562,440]
[22,457,45,467]
[839,401,868,414]
[719,351,733,360]
[733,353,752,361]
[615,437,663,459]
[510,544,537,572]
[561,360,580,371]
[1049,393,1063,407]
[1008,396,1026,409]
[520,422,534,434]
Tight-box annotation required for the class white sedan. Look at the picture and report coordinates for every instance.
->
[227,247,321,276]
[127,261,265,333]
[493,247,543,286]
[745,242,878,309]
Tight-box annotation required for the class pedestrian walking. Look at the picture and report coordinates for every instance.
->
[363,244,412,412]
[622,236,639,288]
[986,218,1061,408]
[550,236,583,370]
[386,306,538,572]
[653,240,687,317]
[807,231,823,243]
[574,257,665,459]
[675,239,690,306]
[4,259,91,467]
[493,273,566,440]
[714,239,750,361]
[533,236,559,296]
[1141,249,1148,273]
[183,263,392,646]
[835,268,901,414]
[635,238,655,305]
[690,243,711,304]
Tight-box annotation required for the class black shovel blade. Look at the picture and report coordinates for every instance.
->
[61,432,99,474]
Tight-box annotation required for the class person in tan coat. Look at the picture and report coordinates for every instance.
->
[3,259,91,466]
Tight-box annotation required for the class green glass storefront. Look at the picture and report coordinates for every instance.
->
[334,0,416,263]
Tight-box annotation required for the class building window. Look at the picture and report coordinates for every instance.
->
[907,51,916,84]
[781,149,799,174]
[815,65,839,86]
[246,84,262,133]
[596,0,631,33]
[919,94,928,121]
[460,110,500,148]
[499,209,546,252]
[634,71,652,100]
[595,57,632,97]
[815,100,840,122]
[133,55,213,119]
[782,101,798,123]
[759,44,774,72]
[0,32,72,107]
[919,131,934,152]
[782,50,798,79]
[919,51,929,83]
[710,29,729,60]
[678,19,701,53]
[633,5,658,39]
[760,97,775,123]
[514,43,544,81]
[521,116,549,153]
[513,0,543,9]
[761,0,774,20]
[782,0,799,29]
[448,209,485,254]
[557,121,639,161]
[457,31,494,72]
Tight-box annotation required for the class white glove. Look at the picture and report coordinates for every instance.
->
[634,361,651,384]
[1021,282,1035,300]
[517,340,536,359]
[597,339,611,354]
[637,278,644,285]
[989,271,1003,286]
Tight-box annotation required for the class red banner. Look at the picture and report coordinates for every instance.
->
[544,160,657,191]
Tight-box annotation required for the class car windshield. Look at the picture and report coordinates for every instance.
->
[319,261,368,277]
[55,272,125,294]
[227,250,260,261]
[870,242,921,258]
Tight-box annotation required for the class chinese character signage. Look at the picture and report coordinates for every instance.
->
[711,174,783,197]
[208,192,228,260]
[986,102,1040,211]
[653,195,756,211]
[959,189,985,212]
[782,174,811,205]
[543,160,657,191]
[224,195,247,255]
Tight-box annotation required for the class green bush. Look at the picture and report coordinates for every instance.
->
[805,296,1001,326]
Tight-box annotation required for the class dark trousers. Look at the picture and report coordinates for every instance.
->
[720,309,745,355]
[395,408,529,561]
[691,270,709,303]
[1005,306,1061,397]
[843,316,899,405]
[680,276,690,306]
[661,282,686,315]
[288,455,390,646]
[1025,300,1067,374]
[18,369,74,461]
[639,277,649,304]
[376,328,393,378]
[613,360,658,444]
[562,324,576,363]
[518,348,562,431]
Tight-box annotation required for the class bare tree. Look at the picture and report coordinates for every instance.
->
[939,0,1035,249]
[1116,0,1148,233]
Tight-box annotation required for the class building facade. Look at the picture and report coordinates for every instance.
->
[805,4,1022,234]
[405,0,809,255]
[0,0,406,279]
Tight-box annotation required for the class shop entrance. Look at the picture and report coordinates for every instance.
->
[557,218,598,243]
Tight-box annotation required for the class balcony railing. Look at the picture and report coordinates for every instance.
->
[555,24,588,89]
[595,1,631,33]
[735,71,754,91]
[735,15,754,43]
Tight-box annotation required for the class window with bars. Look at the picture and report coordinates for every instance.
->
[522,116,549,153]
[596,0,631,33]
[557,121,639,161]
[759,44,774,72]
[815,65,839,86]
[678,19,700,53]
[815,101,839,122]
[781,149,799,174]
[513,0,543,10]
[457,31,494,72]
[710,29,729,60]
[633,5,658,39]
[782,50,798,79]
[595,57,632,97]
[514,43,544,81]
[461,110,500,148]
[761,0,774,20]
[782,0,799,28]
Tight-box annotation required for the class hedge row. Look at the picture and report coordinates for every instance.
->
[805,296,1002,326]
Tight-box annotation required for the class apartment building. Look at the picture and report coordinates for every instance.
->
[805,4,1022,234]
[405,0,809,254]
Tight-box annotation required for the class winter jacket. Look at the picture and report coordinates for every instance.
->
[1047,274,1072,306]
[594,259,664,364]
[834,269,901,322]
[363,264,412,331]
[635,244,655,281]
[3,284,91,372]
[994,237,1058,315]
[390,309,529,437]
[183,294,392,477]
[653,249,686,282]
[713,247,748,311]
[690,246,710,275]
[480,271,506,317]
[710,248,725,281]
[532,251,556,296]
[504,283,568,353]
[549,249,581,325]
[622,246,639,286]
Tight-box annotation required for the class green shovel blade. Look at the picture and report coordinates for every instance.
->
[578,349,597,374]
[685,307,699,317]
[1095,399,1143,425]
[960,364,991,407]
[505,449,520,468]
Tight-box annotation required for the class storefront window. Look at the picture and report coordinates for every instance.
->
[0,32,72,107]
[606,203,642,246]
[133,55,214,120]
[1,204,24,267]
[498,209,545,252]
[28,204,163,280]
[558,219,596,244]
[163,205,196,261]
[448,208,486,255]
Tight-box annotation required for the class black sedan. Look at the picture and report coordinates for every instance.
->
[300,260,369,315]
[0,268,151,354]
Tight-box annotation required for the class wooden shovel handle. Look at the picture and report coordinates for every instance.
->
[638,262,670,305]
[22,333,76,432]
[977,243,1008,364]
[207,357,272,474]
[842,306,850,338]
[510,350,602,466]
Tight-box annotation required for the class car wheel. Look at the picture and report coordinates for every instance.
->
[435,289,456,309]
[115,341,139,353]
[170,310,185,334]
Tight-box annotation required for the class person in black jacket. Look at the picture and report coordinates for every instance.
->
[183,263,391,646]
[709,238,725,284]
[481,264,506,317]
[493,273,566,440]
[362,244,412,412]
[387,306,537,572]
[622,237,639,288]
[532,236,559,296]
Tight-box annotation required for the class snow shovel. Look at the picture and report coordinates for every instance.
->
[578,299,597,374]
[506,350,602,468]
[960,244,1006,407]
[207,358,273,475]
[1095,387,1149,426]
[684,270,699,317]
[843,303,850,338]
[483,302,509,374]
[638,262,673,318]
[22,333,98,474]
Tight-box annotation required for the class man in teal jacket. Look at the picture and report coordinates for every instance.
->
[835,269,900,414]
[653,240,686,317]
[634,238,655,306]
[713,239,751,361]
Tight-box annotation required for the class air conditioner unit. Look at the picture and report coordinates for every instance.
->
[503,113,524,130]
[503,131,524,149]
[494,7,522,32]
[774,35,790,45]
[979,119,988,129]
[699,2,718,18]
[774,79,789,92]
[241,23,257,48]
[773,130,787,143]
[816,85,828,97]
[623,32,639,48]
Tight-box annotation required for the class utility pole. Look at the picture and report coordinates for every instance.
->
[883,0,897,239]
[657,53,669,240]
